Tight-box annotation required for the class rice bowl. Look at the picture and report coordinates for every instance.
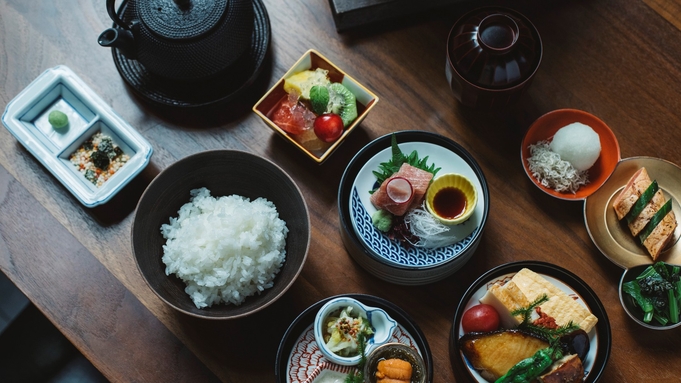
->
[132,150,309,319]
[160,187,288,309]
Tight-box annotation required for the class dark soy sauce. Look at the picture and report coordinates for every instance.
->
[433,187,467,219]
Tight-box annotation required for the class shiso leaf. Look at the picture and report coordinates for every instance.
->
[370,134,441,193]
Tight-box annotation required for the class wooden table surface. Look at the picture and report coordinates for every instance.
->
[2,0,681,382]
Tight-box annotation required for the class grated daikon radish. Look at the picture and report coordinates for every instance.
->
[405,203,458,248]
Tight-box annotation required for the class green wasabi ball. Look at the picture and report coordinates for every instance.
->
[371,209,393,232]
[48,110,69,129]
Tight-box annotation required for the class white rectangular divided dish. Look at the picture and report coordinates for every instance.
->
[2,65,153,207]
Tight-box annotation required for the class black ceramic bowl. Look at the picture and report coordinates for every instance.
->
[619,263,681,330]
[450,261,611,382]
[275,294,433,383]
[132,150,309,319]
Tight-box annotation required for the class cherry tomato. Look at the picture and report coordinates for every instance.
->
[313,113,344,143]
[461,304,500,333]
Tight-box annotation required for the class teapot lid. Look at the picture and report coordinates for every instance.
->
[139,0,229,40]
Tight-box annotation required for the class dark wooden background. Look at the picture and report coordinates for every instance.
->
[1,0,681,381]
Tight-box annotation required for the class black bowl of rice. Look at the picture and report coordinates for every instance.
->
[132,150,310,319]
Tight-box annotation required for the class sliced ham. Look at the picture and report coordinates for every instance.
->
[370,163,433,216]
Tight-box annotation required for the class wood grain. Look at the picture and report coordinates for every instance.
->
[0,166,220,383]
[1,0,681,382]
[644,0,681,31]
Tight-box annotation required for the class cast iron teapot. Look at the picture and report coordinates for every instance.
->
[98,0,254,81]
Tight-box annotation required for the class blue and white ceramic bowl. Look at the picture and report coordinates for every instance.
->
[314,296,397,366]
[338,131,489,285]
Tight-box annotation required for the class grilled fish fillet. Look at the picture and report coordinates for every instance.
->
[459,329,549,381]
[612,167,677,260]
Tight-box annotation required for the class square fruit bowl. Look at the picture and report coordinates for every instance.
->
[253,49,379,163]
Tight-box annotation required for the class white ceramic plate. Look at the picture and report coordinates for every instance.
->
[2,65,153,207]
[350,141,485,268]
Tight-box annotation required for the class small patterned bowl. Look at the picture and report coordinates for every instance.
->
[314,296,397,366]
[426,173,477,225]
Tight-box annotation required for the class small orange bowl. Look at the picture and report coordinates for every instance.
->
[521,109,620,200]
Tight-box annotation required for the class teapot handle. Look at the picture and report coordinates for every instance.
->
[107,0,130,30]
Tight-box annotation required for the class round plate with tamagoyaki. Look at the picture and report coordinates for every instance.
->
[450,261,611,383]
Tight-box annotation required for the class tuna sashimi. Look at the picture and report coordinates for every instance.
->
[370,163,433,216]
[612,167,678,260]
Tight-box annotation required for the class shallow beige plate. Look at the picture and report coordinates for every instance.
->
[584,157,681,269]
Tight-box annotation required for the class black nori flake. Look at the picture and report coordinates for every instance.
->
[98,138,117,159]
[91,150,110,170]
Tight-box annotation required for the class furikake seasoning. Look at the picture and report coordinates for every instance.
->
[69,132,129,187]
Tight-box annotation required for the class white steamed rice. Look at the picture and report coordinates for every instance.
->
[160,187,288,309]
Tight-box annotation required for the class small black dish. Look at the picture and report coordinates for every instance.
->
[619,263,681,331]
[110,0,270,108]
[275,294,433,383]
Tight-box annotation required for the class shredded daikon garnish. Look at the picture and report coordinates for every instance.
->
[527,140,589,194]
[405,203,457,248]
